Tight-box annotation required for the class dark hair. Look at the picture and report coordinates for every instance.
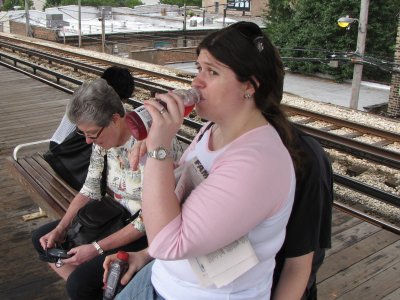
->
[67,78,125,127]
[197,21,302,174]
[101,66,135,102]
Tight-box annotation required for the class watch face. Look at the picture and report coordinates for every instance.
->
[157,148,167,160]
[148,147,169,160]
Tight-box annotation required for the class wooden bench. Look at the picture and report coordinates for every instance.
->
[6,136,189,221]
[6,140,77,220]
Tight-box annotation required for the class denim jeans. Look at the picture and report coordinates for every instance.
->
[116,261,165,300]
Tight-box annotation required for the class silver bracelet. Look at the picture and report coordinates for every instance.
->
[91,241,104,255]
[132,214,145,233]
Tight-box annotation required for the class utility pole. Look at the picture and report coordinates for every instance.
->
[183,2,187,47]
[78,0,82,48]
[183,3,187,31]
[350,0,369,109]
[24,0,31,37]
[222,6,227,27]
[101,8,105,53]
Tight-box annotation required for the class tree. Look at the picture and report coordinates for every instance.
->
[3,0,34,10]
[265,0,398,83]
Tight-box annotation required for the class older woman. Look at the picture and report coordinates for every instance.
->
[31,78,181,300]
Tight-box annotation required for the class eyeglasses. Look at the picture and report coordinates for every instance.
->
[76,126,105,140]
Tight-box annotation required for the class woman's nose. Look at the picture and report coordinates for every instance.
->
[85,137,94,145]
[192,75,204,88]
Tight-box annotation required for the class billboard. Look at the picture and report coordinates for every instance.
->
[227,0,251,11]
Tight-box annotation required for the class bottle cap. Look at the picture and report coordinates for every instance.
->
[116,251,129,261]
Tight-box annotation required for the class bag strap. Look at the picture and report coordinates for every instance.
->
[100,154,107,197]
[197,122,214,142]
[101,195,141,223]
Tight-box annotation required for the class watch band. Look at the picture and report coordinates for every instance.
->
[91,241,104,255]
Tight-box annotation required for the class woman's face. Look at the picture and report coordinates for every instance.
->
[192,49,248,122]
[77,119,119,150]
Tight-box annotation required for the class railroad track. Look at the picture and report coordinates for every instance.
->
[1,33,399,233]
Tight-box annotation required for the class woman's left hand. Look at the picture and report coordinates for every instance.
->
[103,249,152,286]
[62,244,98,266]
[129,140,147,171]
[144,92,185,150]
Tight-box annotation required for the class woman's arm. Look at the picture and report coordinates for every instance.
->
[272,253,314,300]
[96,222,145,252]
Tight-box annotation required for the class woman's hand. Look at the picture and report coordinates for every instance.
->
[62,244,98,266]
[129,140,147,171]
[103,249,152,286]
[39,226,66,250]
[144,92,185,150]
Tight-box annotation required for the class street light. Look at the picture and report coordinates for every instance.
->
[337,15,358,29]
[337,0,369,110]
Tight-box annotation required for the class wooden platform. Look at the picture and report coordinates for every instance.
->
[0,66,399,299]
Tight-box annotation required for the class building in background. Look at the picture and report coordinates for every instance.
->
[1,4,262,64]
[202,0,268,17]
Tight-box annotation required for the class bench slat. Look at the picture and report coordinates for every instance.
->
[20,157,72,211]
[33,154,78,196]
[6,153,76,219]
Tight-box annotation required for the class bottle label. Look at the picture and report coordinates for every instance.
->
[104,266,122,299]
[134,106,152,133]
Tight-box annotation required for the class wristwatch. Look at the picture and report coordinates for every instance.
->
[147,146,171,160]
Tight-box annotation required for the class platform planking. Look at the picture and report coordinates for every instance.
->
[0,65,69,299]
[0,66,399,300]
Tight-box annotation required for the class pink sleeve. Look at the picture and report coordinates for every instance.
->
[148,131,295,259]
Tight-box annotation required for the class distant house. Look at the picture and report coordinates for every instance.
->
[202,0,268,17]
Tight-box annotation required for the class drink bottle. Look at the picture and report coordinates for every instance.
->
[103,251,129,300]
[125,88,201,140]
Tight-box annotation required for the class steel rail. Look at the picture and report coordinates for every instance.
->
[334,201,400,235]
[0,38,192,85]
[296,124,400,170]
[334,173,400,207]
[284,104,400,143]
[0,41,191,93]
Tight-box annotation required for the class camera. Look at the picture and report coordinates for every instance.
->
[47,248,72,259]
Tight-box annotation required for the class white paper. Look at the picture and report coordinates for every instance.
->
[189,236,259,287]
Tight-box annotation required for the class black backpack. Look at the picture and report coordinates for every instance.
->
[43,130,92,190]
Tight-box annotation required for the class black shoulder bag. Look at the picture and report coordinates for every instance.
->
[65,155,139,249]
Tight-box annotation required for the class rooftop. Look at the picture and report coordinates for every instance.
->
[0,4,264,38]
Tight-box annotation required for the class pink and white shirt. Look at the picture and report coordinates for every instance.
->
[150,123,296,300]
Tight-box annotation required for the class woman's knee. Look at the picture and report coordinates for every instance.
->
[66,258,104,300]
[66,270,102,300]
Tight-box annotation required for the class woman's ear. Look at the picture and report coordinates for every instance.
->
[111,113,121,126]
[244,78,258,96]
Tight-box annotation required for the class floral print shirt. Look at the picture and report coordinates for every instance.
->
[80,136,183,224]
